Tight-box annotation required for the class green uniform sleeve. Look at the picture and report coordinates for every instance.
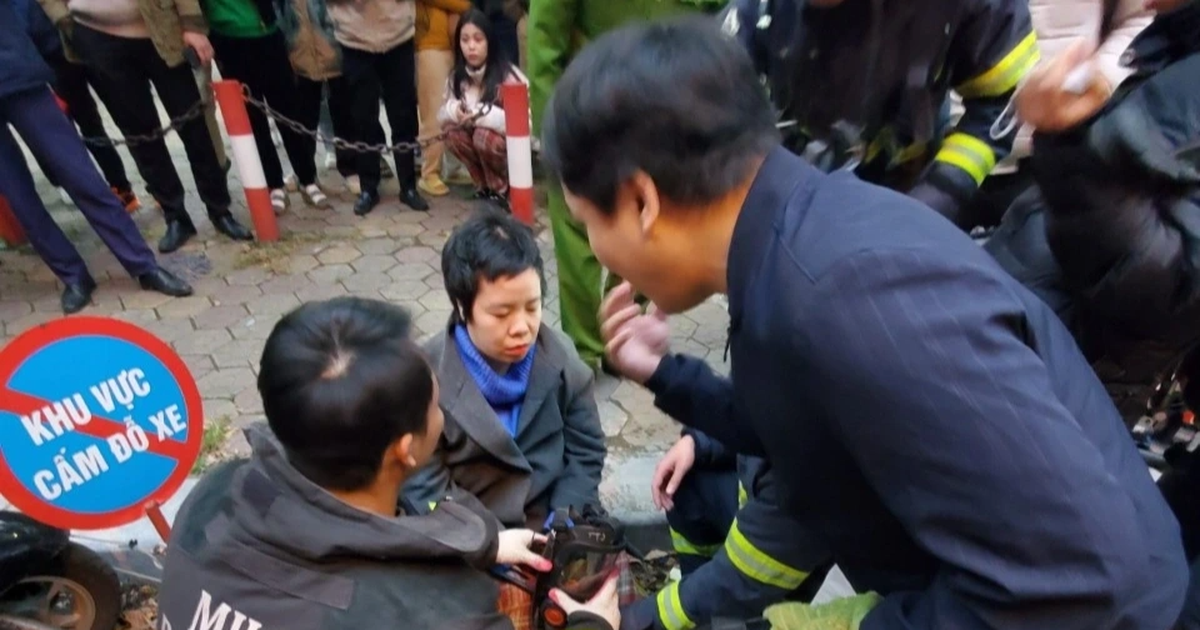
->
[527,0,580,136]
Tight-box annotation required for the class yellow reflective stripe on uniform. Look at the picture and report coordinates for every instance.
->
[738,482,749,508]
[956,31,1041,99]
[428,501,438,511]
[935,133,997,186]
[656,582,695,630]
[671,527,720,557]
[724,518,809,590]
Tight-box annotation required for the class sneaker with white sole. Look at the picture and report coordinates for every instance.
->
[270,188,290,214]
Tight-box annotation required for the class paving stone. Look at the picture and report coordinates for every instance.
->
[193,305,251,330]
[342,271,393,294]
[294,283,350,303]
[287,255,321,273]
[171,328,233,355]
[258,274,313,296]
[598,401,628,438]
[417,288,450,311]
[394,246,439,264]
[356,238,402,256]
[211,338,265,368]
[307,264,355,284]
[234,386,264,415]
[4,310,58,338]
[225,267,272,286]
[141,318,196,343]
[208,283,263,306]
[202,398,238,422]
[351,255,398,274]
[0,299,33,322]
[387,262,437,282]
[379,280,430,302]
[244,293,301,317]
[156,295,214,320]
[316,245,362,265]
[181,354,216,378]
[197,367,257,399]
[120,291,176,311]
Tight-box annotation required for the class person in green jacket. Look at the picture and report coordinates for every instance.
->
[527,0,725,369]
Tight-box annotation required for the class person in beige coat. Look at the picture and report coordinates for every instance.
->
[959,0,1153,228]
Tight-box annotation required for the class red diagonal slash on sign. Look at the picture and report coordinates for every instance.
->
[1,384,190,461]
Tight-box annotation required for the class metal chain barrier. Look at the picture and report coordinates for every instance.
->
[79,82,489,153]
[238,84,488,156]
[80,96,208,148]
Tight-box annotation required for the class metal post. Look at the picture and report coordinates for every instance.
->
[212,80,279,242]
[502,83,535,225]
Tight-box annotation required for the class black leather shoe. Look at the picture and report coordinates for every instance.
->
[61,276,97,315]
[353,190,381,216]
[400,187,429,212]
[212,214,254,241]
[138,267,193,297]
[158,220,197,254]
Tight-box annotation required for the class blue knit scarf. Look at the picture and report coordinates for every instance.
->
[454,325,537,437]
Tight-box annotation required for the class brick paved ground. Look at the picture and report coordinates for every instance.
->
[0,127,732,516]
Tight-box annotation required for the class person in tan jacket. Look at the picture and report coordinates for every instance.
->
[416,0,472,197]
[959,0,1152,229]
[39,0,255,253]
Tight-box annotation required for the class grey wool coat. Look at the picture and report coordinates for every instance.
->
[404,322,607,529]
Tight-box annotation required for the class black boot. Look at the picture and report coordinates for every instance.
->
[354,190,381,216]
[61,276,97,315]
[400,187,429,212]
[138,267,193,297]
[158,220,198,254]
[212,214,254,241]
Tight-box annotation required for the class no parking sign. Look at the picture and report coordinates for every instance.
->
[0,317,202,531]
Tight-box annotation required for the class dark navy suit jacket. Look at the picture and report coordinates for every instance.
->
[651,146,1188,629]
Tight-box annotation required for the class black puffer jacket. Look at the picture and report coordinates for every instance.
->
[986,3,1200,422]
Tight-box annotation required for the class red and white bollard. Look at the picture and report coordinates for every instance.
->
[0,195,27,247]
[502,83,534,226]
[212,80,279,242]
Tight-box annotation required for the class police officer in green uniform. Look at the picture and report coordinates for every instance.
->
[527,0,726,369]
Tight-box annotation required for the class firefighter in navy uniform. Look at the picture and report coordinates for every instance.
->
[620,355,831,630]
[721,0,1039,230]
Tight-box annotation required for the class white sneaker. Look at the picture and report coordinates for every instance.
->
[346,175,361,196]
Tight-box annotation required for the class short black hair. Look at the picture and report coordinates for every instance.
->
[541,15,780,213]
[442,209,546,324]
[258,297,433,492]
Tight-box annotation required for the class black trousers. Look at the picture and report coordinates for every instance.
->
[342,40,418,192]
[71,24,232,227]
[296,76,365,178]
[42,54,131,192]
[0,87,157,286]
[211,31,317,188]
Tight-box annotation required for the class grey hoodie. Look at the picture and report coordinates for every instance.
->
[156,424,510,630]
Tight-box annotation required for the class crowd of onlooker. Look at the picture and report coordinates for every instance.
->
[2,0,528,313]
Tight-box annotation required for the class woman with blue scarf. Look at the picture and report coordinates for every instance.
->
[405,209,607,529]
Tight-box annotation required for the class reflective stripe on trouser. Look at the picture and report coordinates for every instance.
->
[671,527,721,558]
[656,581,695,630]
[935,133,997,186]
[738,482,749,507]
[725,518,809,590]
[956,31,1041,98]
